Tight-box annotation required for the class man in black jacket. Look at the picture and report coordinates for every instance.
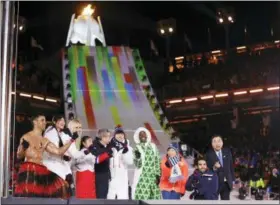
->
[91,129,113,199]
[205,135,235,200]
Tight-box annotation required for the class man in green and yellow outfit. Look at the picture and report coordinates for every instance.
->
[131,127,161,200]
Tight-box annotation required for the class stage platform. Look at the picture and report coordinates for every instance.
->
[141,199,279,204]
[1,197,140,205]
[1,197,278,205]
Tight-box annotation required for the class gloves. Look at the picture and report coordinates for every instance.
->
[62,128,79,141]
[71,132,79,140]
[134,150,141,159]
[107,147,113,157]
[189,192,196,200]
[63,155,71,161]
[165,161,171,168]
[88,145,97,156]
[122,146,129,154]
[155,175,160,185]
[192,180,201,189]
[84,150,90,155]
[22,139,29,150]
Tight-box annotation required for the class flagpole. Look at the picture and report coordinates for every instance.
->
[165,36,170,73]
[244,25,247,45]
[5,1,15,198]
[0,0,14,198]
[183,33,186,57]
[208,27,212,50]
[225,24,230,53]
[270,26,274,40]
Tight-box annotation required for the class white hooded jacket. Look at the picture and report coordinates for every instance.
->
[42,127,85,180]
[131,127,158,199]
[107,139,133,199]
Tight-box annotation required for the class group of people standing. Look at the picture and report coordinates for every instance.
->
[13,114,186,200]
[14,113,235,200]
[14,114,133,199]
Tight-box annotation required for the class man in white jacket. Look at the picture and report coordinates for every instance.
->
[107,125,133,199]
[43,118,86,194]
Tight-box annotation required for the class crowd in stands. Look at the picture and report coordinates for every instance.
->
[233,148,279,200]
[15,64,60,97]
[156,48,280,100]
[178,108,280,200]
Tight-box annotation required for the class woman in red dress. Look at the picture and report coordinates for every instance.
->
[75,136,96,198]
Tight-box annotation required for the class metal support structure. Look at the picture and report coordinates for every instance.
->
[225,24,230,54]
[0,3,2,75]
[165,37,170,74]
[5,1,15,198]
[157,18,175,73]
[0,1,14,199]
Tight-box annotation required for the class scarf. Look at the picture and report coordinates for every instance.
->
[168,156,183,183]
[111,137,127,152]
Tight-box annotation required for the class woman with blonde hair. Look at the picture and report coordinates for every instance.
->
[43,116,87,195]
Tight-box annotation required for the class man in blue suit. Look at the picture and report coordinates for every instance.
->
[205,135,235,200]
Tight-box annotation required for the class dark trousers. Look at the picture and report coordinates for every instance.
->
[65,174,74,196]
[219,182,230,200]
[194,194,206,200]
[95,172,110,199]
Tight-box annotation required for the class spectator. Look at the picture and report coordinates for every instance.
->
[249,172,265,195]
[267,168,279,198]
[159,144,188,199]
[186,156,218,200]
[205,135,235,200]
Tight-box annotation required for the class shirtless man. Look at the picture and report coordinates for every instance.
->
[14,113,78,199]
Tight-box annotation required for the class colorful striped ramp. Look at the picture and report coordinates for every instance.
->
[63,46,171,153]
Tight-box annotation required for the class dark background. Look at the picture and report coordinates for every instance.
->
[18,1,280,57]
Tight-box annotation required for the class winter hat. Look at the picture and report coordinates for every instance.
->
[167,144,179,154]
[114,124,125,136]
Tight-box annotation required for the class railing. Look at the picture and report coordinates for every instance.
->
[155,83,201,101]
[155,83,280,103]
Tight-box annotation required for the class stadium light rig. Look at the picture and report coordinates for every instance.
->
[159,27,174,35]
[157,18,176,37]
[14,16,26,33]
[217,8,235,25]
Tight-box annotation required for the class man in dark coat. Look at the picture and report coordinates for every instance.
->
[90,129,113,199]
[205,135,235,200]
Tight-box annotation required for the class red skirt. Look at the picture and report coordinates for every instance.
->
[14,162,70,199]
[76,170,96,198]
